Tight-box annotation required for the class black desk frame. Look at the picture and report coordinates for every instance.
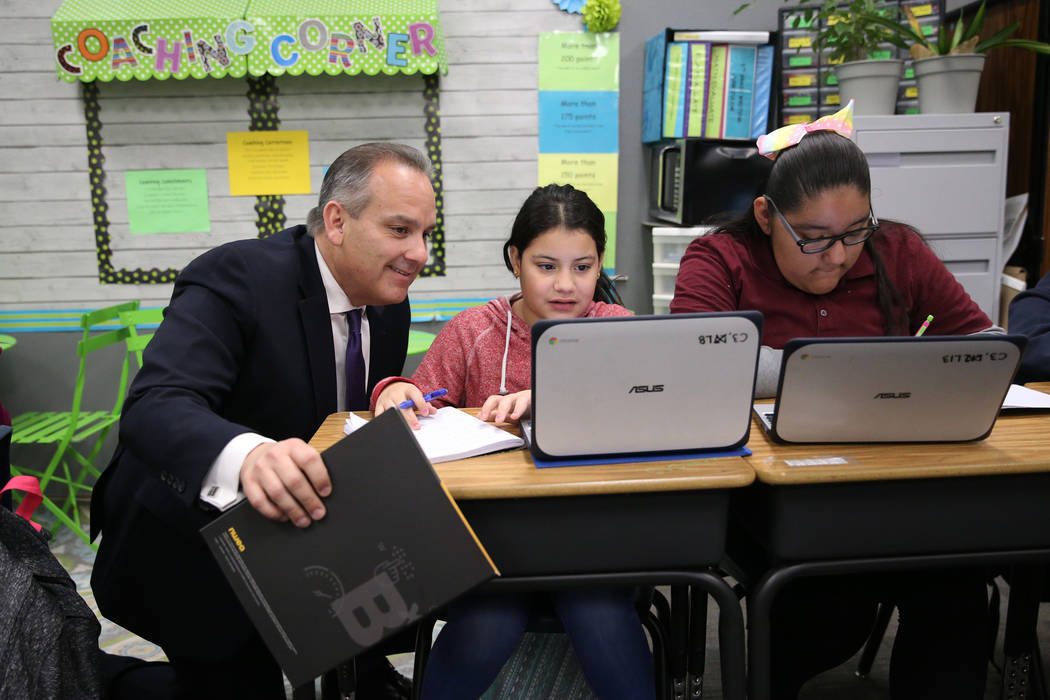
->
[748,550,1050,700]
[737,473,1050,700]
[459,488,749,700]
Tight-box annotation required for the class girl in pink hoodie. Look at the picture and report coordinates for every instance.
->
[375,184,655,699]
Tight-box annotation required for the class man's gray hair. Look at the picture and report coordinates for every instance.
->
[306,143,433,236]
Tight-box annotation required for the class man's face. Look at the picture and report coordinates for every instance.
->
[321,160,436,306]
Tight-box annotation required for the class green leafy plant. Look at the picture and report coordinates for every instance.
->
[801,0,911,63]
[736,0,909,63]
[856,0,1050,59]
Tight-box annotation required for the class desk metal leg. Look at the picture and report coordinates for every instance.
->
[689,585,709,699]
[671,585,689,699]
[1002,564,1046,700]
[689,570,745,700]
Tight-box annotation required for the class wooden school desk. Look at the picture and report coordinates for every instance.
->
[741,386,1050,700]
[310,409,755,700]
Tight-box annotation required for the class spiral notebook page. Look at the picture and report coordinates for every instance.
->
[344,407,524,463]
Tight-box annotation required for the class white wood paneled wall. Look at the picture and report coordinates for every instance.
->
[0,0,581,311]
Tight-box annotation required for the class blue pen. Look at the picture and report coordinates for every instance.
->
[398,388,448,410]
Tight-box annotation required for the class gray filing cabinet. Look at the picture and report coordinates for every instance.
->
[854,113,1009,320]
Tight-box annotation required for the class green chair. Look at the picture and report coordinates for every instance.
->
[10,301,143,547]
[407,329,437,356]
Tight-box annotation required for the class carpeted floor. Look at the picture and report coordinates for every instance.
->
[45,509,1050,699]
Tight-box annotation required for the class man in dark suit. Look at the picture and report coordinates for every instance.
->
[90,143,437,699]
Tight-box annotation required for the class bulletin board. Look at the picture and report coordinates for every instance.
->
[50,0,448,283]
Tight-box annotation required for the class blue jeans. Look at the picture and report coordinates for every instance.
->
[421,588,655,700]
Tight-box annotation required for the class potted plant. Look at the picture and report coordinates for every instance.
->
[789,0,909,115]
[856,0,1050,113]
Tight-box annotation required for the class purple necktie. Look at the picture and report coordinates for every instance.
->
[345,309,367,411]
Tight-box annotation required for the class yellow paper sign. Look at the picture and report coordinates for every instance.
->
[227,131,311,196]
[788,37,812,48]
[537,153,618,212]
[789,75,814,87]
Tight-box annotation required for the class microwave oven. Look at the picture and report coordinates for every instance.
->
[648,138,772,226]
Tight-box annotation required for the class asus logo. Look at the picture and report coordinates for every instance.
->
[873,392,911,399]
[629,384,664,394]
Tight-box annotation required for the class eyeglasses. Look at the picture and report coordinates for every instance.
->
[765,196,879,255]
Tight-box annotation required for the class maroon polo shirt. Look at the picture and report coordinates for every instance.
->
[670,222,991,349]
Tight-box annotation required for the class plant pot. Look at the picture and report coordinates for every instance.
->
[834,59,904,115]
[912,54,986,114]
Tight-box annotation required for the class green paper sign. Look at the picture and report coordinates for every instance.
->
[51,0,446,82]
[538,32,619,92]
[125,169,211,234]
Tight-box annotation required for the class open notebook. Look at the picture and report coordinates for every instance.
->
[344,406,523,463]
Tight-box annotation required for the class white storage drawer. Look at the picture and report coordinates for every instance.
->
[652,227,711,264]
[652,294,673,315]
[652,263,680,295]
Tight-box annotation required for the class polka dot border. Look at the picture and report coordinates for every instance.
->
[83,70,445,284]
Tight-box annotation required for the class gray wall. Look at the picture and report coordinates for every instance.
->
[615,0,787,313]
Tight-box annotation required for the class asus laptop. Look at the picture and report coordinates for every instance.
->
[753,335,1027,443]
[527,312,762,460]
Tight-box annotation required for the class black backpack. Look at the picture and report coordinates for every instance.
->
[0,476,103,699]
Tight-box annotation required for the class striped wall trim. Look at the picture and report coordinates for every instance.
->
[410,297,489,322]
[0,299,490,332]
[0,309,164,333]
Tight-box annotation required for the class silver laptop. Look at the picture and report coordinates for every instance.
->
[754,335,1027,443]
[529,312,762,460]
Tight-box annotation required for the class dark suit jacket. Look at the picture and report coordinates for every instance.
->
[90,225,410,659]
[1010,270,1050,384]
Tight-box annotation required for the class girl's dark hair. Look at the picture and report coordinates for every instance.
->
[503,183,623,305]
[718,130,906,334]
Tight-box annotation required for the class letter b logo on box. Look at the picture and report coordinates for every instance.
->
[331,572,419,646]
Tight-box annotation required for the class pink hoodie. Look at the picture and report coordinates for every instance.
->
[405,294,630,409]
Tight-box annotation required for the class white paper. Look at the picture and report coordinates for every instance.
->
[344,407,524,463]
[1002,193,1029,264]
[1001,384,1050,410]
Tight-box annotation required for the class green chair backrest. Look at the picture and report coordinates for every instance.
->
[118,307,165,368]
[69,301,142,427]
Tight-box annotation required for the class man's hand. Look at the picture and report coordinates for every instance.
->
[374,381,434,429]
[478,390,531,424]
[241,439,331,527]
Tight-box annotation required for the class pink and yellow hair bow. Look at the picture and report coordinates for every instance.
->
[756,99,855,159]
